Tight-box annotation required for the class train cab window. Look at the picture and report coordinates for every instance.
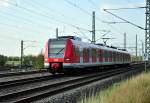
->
[48,40,66,58]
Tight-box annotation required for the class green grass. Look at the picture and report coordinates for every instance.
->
[79,72,150,103]
[6,61,20,66]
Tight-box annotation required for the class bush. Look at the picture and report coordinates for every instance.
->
[0,55,7,66]
[34,54,44,70]
[23,54,44,70]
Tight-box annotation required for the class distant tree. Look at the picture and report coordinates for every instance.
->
[7,56,20,61]
[0,55,7,66]
[22,53,44,70]
[23,55,36,67]
[34,53,44,70]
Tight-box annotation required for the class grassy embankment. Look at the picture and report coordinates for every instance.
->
[79,72,150,103]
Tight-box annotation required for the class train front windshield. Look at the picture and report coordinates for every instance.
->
[49,40,66,58]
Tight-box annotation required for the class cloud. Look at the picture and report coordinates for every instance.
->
[127,2,145,7]
[100,1,145,14]
[0,0,9,8]
[100,4,121,14]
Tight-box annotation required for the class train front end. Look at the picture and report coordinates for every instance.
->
[44,39,66,74]
[44,37,74,74]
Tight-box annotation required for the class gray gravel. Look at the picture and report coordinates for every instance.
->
[33,68,143,103]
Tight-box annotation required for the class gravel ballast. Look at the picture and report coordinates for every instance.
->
[34,68,144,103]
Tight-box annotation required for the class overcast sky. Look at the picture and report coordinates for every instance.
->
[0,0,146,56]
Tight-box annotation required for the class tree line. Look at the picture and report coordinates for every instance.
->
[0,54,44,69]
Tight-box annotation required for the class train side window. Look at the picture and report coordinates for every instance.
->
[101,50,103,58]
[99,50,101,58]
[105,51,107,59]
[116,52,118,61]
[103,50,106,62]
[108,51,110,59]
[103,50,105,58]
[106,51,108,59]
[99,49,101,59]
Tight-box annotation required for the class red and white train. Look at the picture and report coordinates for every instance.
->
[44,36,131,74]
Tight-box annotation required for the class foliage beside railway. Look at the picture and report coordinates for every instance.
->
[0,54,44,69]
[80,72,150,103]
[0,55,7,66]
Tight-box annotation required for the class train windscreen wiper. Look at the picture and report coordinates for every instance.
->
[56,48,64,55]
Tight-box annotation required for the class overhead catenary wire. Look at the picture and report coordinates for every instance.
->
[0,0,92,44]
[104,9,146,30]
[64,0,104,22]
[87,0,127,37]
[65,0,91,15]
[75,27,92,42]
[88,0,100,10]
[104,6,146,11]
[6,1,90,33]
[28,0,72,19]
[0,18,50,35]
[23,0,121,42]
[0,11,55,31]
[29,0,90,30]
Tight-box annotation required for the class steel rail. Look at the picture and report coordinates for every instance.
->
[0,67,141,103]
[0,74,58,88]
[0,70,47,78]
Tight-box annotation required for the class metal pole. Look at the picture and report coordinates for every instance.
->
[145,60,147,72]
[145,0,150,59]
[124,32,126,49]
[136,34,138,59]
[142,42,144,61]
[21,40,23,68]
[56,28,58,39]
[92,11,95,44]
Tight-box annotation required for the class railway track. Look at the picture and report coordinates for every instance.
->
[0,66,142,103]
[0,69,47,78]
[0,74,58,88]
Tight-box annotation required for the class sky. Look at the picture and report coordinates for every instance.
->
[0,0,146,56]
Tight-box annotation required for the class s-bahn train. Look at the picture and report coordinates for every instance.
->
[44,36,131,74]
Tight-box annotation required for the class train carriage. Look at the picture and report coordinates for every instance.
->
[44,36,131,74]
